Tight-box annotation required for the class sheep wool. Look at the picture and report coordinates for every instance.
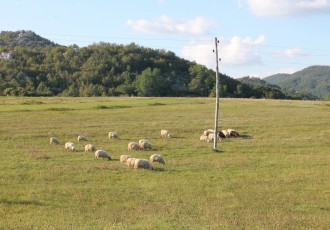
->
[126,157,137,168]
[203,129,214,136]
[139,140,152,150]
[85,144,96,152]
[200,134,209,142]
[150,154,166,164]
[219,130,230,138]
[120,154,132,163]
[77,135,87,141]
[50,137,60,144]
[108,131,119,139]
[227,129,240,137]
[134,158,154,170]
[161,130,171,138]
[128,142,140,151]
[95,150,111,160]
[65,142,76,151]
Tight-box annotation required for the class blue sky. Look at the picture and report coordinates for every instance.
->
[1,0,329,78]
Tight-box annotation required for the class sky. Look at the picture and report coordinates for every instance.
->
[1,0,330,78]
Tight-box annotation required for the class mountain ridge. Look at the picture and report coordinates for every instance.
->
[263,65,330,99]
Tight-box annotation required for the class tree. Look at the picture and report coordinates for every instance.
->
[135,68,168,96]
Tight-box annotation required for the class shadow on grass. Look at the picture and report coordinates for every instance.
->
[0,199,44,206]
[240,134,254,139]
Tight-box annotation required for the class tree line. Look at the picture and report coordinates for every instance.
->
[0,32,287,98]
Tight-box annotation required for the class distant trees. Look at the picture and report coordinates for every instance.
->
[0,30,294,99]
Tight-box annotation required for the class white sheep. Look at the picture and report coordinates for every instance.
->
[126,157,137,168]
[50,137,60,144]
[120,154,132,163]
[64,142,76,151]
[139,139,152,150]
[133,158,154,170]
[128,142,140,151]
[208,133,222,143]
[84,144,96,152]
[161,130,171,138]
[200,134,209,142]
[108,131,119,140]
[227,129,240,137]
[203,129,214,136]
[95,150,111,160]
[77,135,87,141]
[150,154,166,164]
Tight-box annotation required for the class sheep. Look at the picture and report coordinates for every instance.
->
[200,134,209,142]
[85,144,96,152]
[203,129,214,136]
[161,130,171,138]
[139,139,152,150]
[108,131,119,140]
[128,142,140,151]
[77,135,87,141]
[219,130,230,138]
[227,129,240,137]
[50,137,60,144]
[126,157,137,168]
[120,154,132,163]
[133,158,154,170]
[208,132,222,142]
[64,142,76,151]
[95,150,111,160]
[150,154,165,164]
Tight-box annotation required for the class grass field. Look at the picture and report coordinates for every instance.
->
[0,97,329,229]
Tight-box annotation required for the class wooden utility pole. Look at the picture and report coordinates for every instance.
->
[213,37,220,150]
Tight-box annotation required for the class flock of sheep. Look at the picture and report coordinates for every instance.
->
[200,128,240,142]
[49,130,171,170]
[49,128,240,170]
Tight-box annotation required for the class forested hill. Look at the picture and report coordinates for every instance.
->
[0,30,289,98]
[0,30,58,48]
[263,66,330,99]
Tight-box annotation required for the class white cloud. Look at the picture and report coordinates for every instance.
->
[126,15,216,35]
[244,0,330,16]
[180,35,265,69]
[273,48,308,58]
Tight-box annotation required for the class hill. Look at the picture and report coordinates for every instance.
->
[1,30,320,99]
[262,73,290,85]
[0,30,266,98]
[236,76,286,99]
[263,66,330,99]
[0,30,58,48]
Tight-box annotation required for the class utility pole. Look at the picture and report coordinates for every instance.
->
[213,37,220,151]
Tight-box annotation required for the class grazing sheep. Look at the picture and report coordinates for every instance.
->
[120,154,132,163]
[85,144,96,152]
[227,129,240,137]
[161,130,171,138]
[95,150,111,160]
[133,158,154,170]
[64,142,76,151]
[150,154,165,164]
[128,142,140,151]
[108,131,119,140]
[138,139,149,145]
[126,157,137,168]
[219,130,230,138]
[139,139,152,150]
[50,137,60,144]
[77,135,87,141]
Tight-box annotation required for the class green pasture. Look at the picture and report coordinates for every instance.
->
[0,97,329,229]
